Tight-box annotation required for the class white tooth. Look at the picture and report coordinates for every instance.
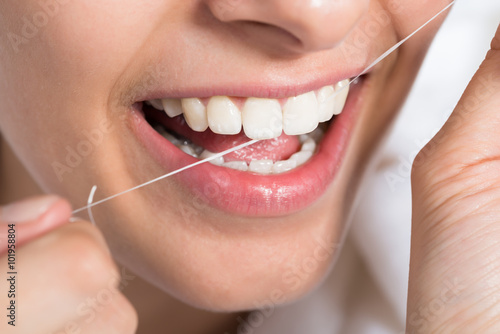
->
[200,150,224,166]
[272,160,297,174]
[317,85,336,122]
[242,98,282,140]
[248,160,273,174]
[181,98,208,132]
[209,159,224,166]
[283,91,319,135]
[223,161,248,172]
[180,145,197,157]
[162,98,183,118]
[333,79,350,115]
[207,96,242,135]
[150,99,164,110]
[301,138,316,152]
[289,151,313,166]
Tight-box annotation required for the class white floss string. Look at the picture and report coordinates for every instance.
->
[328,0,456,102]
[71,1,455,216]
[87,185,97,225]
[72,140,259,214]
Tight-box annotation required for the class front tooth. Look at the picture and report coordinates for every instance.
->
[200,150,224,166]
[207,96,242,135]
[181,98,208,132]
[162,98,183,118]
[223,161,248,172]
[242,98,283,140]
[272,160,297,174]
[289,151,313,166]
[317,86,336,122]
[150,99,164,110]
[333,79,349,115]
[248,160,273,174]
[283,91,319,135]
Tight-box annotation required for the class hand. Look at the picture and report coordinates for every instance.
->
[407,24,500,333]
[0,196,138,334]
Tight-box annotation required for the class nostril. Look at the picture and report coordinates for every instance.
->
[236,20,303,48]
[244,21,271,29]
[205,0,369,54]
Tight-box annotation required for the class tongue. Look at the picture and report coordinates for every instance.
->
[153,111,300,162]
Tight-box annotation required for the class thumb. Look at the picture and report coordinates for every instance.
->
[0,195,72,255]
[413,24,500,182]
[408,24,500,332]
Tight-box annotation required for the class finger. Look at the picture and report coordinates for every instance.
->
[0,195,72,255]
[76,292,138,334]
[1,221,117,333]
[408,24,500,332]
[413,24,500,184]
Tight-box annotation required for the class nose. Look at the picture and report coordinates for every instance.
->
[205,0,369,53]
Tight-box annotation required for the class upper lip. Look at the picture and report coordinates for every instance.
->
[133,65,367,103]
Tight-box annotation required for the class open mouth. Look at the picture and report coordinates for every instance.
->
[131,75,367,216]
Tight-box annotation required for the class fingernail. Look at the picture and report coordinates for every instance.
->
[1,196,59,223]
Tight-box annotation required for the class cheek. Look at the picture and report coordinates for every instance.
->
[388,0,452,37]
[20,1,162,101]
[0,1,163,190]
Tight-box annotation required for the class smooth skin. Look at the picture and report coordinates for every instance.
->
[0,0,499,332]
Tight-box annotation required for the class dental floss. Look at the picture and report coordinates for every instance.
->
[71,1,456,216]
[325,0,456,103]
[72,140,259,214]
[86,185,97,225]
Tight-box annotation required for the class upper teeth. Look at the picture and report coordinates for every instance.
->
[146,79,349,140]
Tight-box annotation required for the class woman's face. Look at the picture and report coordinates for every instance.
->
[0,0,449,310]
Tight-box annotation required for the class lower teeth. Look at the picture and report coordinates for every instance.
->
[154,125,324,175]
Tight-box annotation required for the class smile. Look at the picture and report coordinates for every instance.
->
[131,75,367,216]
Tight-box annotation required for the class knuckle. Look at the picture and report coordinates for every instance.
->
[492,25,500,51]
[411,134,468,187]
[411,140,438,181]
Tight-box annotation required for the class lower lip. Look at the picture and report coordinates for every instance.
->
[132,79,366,217]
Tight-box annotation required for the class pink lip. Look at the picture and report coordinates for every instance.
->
[131,78,366,217]
[136,66,366,102]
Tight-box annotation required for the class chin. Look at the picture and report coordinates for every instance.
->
[109,181,347,312]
